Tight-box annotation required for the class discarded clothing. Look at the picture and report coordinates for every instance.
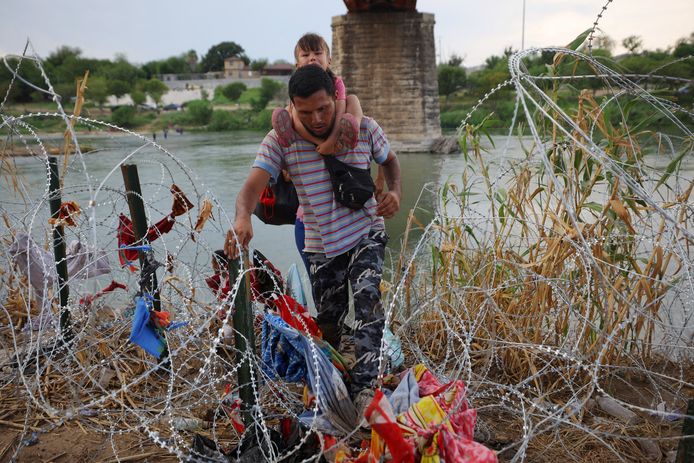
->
[261,313,307,383]
[206,272,230,299]
[286,263,307,307]
[66,239,111,279]
[9,233,112,311]
[383,327,404,370]
[117,214,175,269]
[8,233,55,311]
[261,313,358,436]
[47,200,81,227]
[79,280,127,306]
[335,365,497,463]
[250,249,285,303]
[170,183,194,217]
[192,198,213,237]
[272,293,321,337]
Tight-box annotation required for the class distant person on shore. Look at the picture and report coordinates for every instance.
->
[226,64,402,419]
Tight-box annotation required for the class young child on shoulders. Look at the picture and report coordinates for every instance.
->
[272,32,363,154]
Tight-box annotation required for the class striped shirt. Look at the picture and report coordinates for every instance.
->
[253,117,390,258]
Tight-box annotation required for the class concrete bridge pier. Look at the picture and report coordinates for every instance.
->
[331,12,442,153]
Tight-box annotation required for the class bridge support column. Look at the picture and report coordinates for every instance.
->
[332,11,441,152]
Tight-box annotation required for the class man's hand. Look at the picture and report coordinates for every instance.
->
[377,151,401,219]
[225,167,271,258]
[376,191,400,218]
[225,216,253,259]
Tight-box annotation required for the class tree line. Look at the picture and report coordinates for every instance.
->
[0,40,280,106]
[437,32,694,128]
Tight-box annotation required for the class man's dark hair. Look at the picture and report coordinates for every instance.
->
[288,65,335,102]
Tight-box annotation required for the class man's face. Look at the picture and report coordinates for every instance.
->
[292,89,335,139]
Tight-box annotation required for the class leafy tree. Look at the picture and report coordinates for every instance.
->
[186,99,213,124]
[484,54,503,70]
[87,75,109,108]
[46,46,82,67]
[130,90,146,107]
[221,82,247,101]
[185,49,199,72]
[144,78,169,106]
[142,55,189,78]
[447,54,464,67]
[108,80,131,99]
[437,65,467,108]
[622,35,643,54]
[111,105,136,127]
[106,56,143,84]
[53,82,76,103]
[251,59,269,72]
[0,58,45,102]
[672,34,694,59]
[200,41,247,72]
[252,78,283,111]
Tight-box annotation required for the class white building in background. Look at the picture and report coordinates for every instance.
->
[107,58,292,107]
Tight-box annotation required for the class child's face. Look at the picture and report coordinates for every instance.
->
[296,47,330,70]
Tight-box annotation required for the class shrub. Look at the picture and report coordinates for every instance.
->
[208,110,245,131]
[186,99,213,125]
[439,110,468,129]
[238,88,262,105]
[111,105,136,127]
[250,109,273,130]
[221,82,247,101]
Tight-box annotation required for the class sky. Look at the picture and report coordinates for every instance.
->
[1,0,692,68]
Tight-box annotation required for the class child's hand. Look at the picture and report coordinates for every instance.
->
[316,141,336,155]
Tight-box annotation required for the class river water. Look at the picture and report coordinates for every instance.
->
[3,130,457,282]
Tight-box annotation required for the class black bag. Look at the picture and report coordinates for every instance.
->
[322,155,375,210]
[253,175,299,225]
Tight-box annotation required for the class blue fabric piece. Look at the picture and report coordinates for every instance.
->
[261,313,307,383]
[167,321,189,331]
[129,295,166,358]
[261,313,358,436]
[389,370,420,415]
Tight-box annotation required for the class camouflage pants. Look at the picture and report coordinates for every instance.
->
[307,229,387,394]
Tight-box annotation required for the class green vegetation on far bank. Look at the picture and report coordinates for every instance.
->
[438,32,694,133]
[2,32,692,136]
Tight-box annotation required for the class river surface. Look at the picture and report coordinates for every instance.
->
[4,131,457,278]
[6,131,692,274]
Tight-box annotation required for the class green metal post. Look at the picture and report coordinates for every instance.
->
[229,256,256,425]
[120,163,168,364]
[48,157,73,345]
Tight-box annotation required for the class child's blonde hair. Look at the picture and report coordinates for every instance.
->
[294,33,331,63]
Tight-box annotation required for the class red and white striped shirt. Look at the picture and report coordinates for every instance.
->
[253,117,390,258]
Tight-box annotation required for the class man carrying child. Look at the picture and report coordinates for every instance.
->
[225,64,401,417]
